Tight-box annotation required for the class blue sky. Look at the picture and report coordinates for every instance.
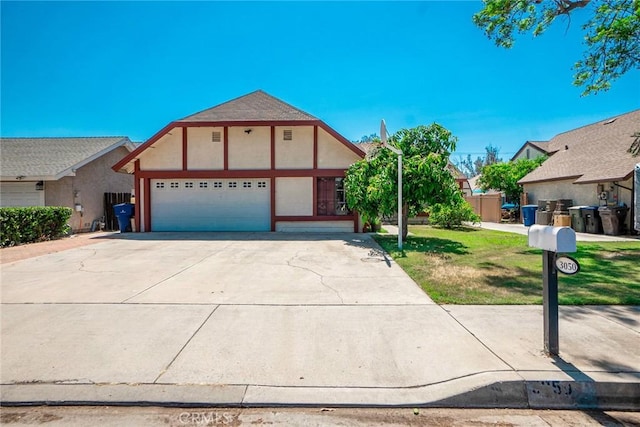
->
[2,1,638,160]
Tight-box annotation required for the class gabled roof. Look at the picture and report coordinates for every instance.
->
[113,90,364,173]
[519,109,640,185]
[1,137,134,181]
[510,140,550,161]
[179,90,318,122]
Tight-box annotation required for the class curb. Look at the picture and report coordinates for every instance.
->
[2,378,638,410]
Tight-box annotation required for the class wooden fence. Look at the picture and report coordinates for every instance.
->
[104,193,132,231]
[464,194,502,223]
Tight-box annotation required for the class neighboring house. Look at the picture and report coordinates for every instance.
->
[519,110,640,232]
[112,90,365,232]
[0,137,135,232]
[467,175,500,196]
[510,140,550,161]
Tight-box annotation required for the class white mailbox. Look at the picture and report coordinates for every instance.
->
[528,225,576,253]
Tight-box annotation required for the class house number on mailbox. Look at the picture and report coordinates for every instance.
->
[555,255,580,275]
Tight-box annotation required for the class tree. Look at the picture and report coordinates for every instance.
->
[478,156,547,203]
[455,144,503,177]
[344,124,463,241]
[473,0,640,95]
[357,133,380,143]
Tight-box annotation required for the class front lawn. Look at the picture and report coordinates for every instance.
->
[373,226,640,305]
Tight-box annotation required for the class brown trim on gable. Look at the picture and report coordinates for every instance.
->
[113,118,364,173]
[136,169,347,179]
[144,178,151,232]
[313,125,318,169]
[270,177,276,232]
[223,126,229,170]
[112,122,176,171]
[182,127,188,171]
[134,160,140,232]
[317,121,365,158]
[270,126,275,170]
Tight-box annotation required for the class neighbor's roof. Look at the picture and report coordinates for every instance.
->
[519,110,640,185]
[1,136,134,180]
[178,90,318,123]
[509,140,550,161]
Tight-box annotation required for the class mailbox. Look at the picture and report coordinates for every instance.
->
[528,225,576,253]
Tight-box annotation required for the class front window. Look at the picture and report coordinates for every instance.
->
[317,177,350,216]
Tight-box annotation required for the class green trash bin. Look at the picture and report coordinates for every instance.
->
[568,206,587,233]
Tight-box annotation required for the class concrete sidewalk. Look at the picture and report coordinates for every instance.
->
[1,233,638,410]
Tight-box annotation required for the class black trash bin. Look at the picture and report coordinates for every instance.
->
[113,203,134,232]
[599,206,629,236]
[582,206,602,234]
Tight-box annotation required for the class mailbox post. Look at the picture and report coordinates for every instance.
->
[528,225,577,356]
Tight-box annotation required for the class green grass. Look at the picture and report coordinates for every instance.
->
[373,225,640,305]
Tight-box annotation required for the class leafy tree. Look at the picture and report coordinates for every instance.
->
[428,199,481,229]
[473,0,640,95]
[455,144,503,178]
[478,156,547,203]
[344,124,462,241]
[357,133,381,143]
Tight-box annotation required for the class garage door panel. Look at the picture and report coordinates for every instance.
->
[151,179,270,231]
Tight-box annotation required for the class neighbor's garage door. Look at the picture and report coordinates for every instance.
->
[150,178,270,231]
[0,182,45,207]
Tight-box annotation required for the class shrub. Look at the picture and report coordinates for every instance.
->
[0,206,72,247]
[428,200,480,229]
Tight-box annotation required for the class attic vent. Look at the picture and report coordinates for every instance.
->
[603,118,617,125]
[212,131,222,142]
[283,129,293,140]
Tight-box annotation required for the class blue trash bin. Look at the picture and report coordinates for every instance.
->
[113,203,134,232]
[521,205,538,227]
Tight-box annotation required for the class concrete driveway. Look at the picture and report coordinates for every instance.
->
[2,232,638,408]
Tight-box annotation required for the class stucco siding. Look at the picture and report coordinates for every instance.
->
[275,177,313,216]
[317,128,360,169]
[139,128,182,170]
[276,221,354,232]
[46,147,133,232]
[187,127,224,170]
[228,126,270,170]
[275,126,313,169]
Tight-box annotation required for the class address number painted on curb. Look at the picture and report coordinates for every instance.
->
[555,255,580,275]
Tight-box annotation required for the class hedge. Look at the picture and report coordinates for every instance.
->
[0,206,73,247]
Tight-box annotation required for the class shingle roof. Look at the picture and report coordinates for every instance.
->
[519,110,640,184]
[178,90,318,122]
[1,136,132,180]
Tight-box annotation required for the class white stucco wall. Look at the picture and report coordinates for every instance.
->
[139,128,182,170]
[317,128,360,169]
[187,127,224,170]
[276,220,354,232]
[275,177,313,216]
[275,126,313,169]
[228,126,270,170]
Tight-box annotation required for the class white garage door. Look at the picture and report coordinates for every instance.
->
[0,182,45,207]
[151,178,270,231]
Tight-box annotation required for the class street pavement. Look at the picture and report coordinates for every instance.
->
[0,232,638,409]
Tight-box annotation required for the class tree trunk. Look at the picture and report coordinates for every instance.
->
[402,203,409,242]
